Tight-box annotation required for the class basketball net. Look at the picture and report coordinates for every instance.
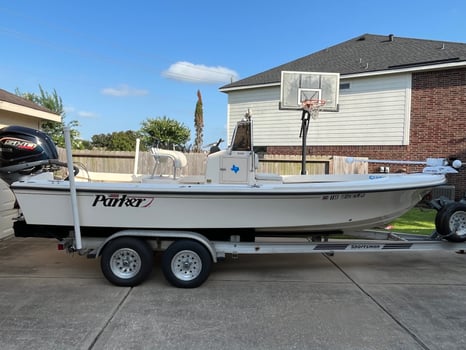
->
[301,99,326,120]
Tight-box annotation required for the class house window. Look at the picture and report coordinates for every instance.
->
[340,83,350,90]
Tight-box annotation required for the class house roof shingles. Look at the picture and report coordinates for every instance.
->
[0,88,58,115]
[220,34,466,90]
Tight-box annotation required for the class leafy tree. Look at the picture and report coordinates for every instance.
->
[16,85,81,148]
[193,90,204,152]
[90,131,140,151]
[91,133,113,149]
[140,116,190,150]
[80,140,93,149]
[109,130,140,151]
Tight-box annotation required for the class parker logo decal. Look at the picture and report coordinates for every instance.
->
[92,194,155,208]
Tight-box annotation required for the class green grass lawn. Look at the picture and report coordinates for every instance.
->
[383,207,436,235]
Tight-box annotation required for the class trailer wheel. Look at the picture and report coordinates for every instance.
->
[100,237,153,286]
[162,240,212,288]
[435,202,466,242]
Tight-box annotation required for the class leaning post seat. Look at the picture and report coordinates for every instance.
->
[150,147,187,179]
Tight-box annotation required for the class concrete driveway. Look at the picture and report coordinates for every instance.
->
[1,236,466,350]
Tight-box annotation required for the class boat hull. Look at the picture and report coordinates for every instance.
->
[11,173,444,236]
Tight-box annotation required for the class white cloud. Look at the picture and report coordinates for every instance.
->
[64,106,98,119]
[64,106,76,113]
[101,84,149,97]
[77,111,98,118]
[162,61,239,84]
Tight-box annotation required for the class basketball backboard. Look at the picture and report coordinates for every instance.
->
[280,71,340,111]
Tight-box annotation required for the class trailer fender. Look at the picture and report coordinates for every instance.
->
[430,197,456,211]
[92,229,218,263]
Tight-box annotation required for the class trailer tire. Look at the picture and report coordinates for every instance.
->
[100,237,153,287]
[435,202,466,242]
[162,240,212,288]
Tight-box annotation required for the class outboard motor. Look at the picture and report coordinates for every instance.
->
[0,125,62,184]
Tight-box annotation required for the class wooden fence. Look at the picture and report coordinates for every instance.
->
[58,149,367,176]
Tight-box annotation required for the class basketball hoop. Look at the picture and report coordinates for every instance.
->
[301,99,326,120]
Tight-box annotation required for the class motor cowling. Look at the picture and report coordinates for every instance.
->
[0,125,59,184]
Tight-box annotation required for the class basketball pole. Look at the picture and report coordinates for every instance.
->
[299,109,311,175]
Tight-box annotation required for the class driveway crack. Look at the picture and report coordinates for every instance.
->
[87,287,133,350]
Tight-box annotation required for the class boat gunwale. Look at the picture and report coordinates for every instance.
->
[11,181,443,197]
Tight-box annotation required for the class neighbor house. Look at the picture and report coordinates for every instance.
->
[220,33,466,198]
[0,88,60,128]
[0,88,60,239]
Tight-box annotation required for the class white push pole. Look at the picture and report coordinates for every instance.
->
[64,127,82,250]
[133,138,140,176]
[345,157,462,174]
[345,157,427,166]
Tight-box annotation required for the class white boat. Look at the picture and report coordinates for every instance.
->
[0,118,457,241]
[11,172,445,234]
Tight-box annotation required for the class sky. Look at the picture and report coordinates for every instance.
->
[1,0,466,149]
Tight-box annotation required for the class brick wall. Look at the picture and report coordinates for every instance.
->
[268,68,466,198]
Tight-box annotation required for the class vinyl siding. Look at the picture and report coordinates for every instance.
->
[226,73,411,146]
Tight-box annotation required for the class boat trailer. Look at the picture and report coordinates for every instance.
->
[55,225,466,288]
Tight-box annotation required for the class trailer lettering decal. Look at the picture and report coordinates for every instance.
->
[351,243,381,249]
[92,194,154,208]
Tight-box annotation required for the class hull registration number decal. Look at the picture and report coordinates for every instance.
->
[322,193,366,200]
